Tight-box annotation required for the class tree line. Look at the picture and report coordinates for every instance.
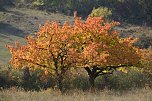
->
[1,0,151,24]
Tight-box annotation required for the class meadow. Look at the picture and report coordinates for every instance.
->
[0,88,152,101]
[0,1,152,100]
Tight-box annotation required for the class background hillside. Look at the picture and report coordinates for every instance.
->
[0,0,152,65]
[1,0,152,24]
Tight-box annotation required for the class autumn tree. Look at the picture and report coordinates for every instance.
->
[6,21,78,92]
[7,14,142,89]
[72,16,142,87]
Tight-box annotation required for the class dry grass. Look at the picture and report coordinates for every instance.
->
[0,88,152,101]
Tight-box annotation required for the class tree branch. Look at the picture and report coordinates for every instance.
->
[93,64,132,77]
[97,72,113,76]
[106,64,133,70]
[19,58,55,71]
[84,67,92,75]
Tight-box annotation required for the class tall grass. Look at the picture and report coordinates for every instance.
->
[0,87,152,101]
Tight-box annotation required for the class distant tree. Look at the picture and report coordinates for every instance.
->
[89,7,112,20]
[139,0,152,21]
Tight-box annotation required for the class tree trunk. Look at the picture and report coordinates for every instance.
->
[89,74,96,87]
[22,67,30,81]
[56,75,64,93]
[84,67,97,88]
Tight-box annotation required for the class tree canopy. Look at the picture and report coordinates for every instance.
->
[7,15,142,89]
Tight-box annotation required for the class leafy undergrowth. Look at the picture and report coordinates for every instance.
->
[0,87,152,101]
[0,65,152,92]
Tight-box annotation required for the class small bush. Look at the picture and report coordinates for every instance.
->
[1,65,152,91]
[0,72,7,88]
[89,7,112,20]
[0,65,22,88]
[96,69,150,91]
[0,65,55,91]
[20,69,55,91]
[72,75,90,90]
[32,0,44,6]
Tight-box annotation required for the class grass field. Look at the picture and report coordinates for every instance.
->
[0,88,152,101]
[0,7,152,101]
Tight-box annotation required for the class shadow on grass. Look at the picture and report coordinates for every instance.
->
[0,22,27,37]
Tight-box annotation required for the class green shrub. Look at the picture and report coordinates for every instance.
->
[0,65,55,91]
[72,75,90,90]
[20,69,55,91]
[1,65,152,91]
[0,71,8,88]
[32,0,44,6]
[89,7,112,20]
[96,69,150,91]
[0,65,22,88]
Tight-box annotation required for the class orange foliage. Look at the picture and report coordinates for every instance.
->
[72,16,141,67]
[6,21,77,78]
[140,49,152,72]
[6,15,142,84]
